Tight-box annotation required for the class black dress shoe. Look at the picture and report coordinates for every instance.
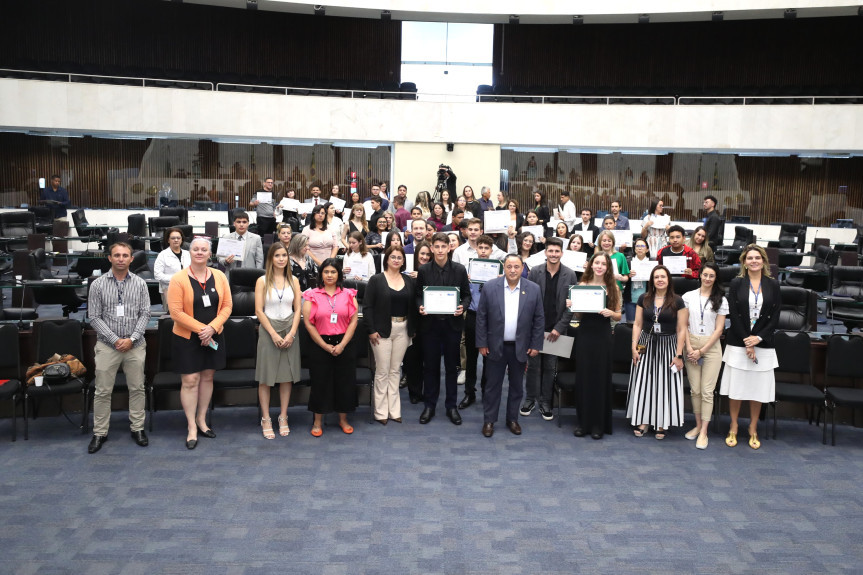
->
[409,395,421,405]
[591,432,604,440]
[419,407,435,424]
[446,408,462,425]
[506,421,522,435]
[375,418,388,425]
[131,430,149,447]
[186,439,198,450]
[458,395,476,409]
[573,427,586,437]
[482,422,494,437]
[87,435,107,454]
[197,426,216,439]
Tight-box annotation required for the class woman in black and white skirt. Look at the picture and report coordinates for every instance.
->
[626,265,689,440]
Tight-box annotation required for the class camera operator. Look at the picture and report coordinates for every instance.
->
[437,164,457,199]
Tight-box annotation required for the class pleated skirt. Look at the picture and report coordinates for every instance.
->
[626,332,684,429]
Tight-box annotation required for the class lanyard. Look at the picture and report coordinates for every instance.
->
[749,280,761,307]
[699,294,710,325]
[189,267,209,291]
[274,279,286,303]
[749,280,762,326]
[324,289,338,313]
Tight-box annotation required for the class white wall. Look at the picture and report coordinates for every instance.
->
[393,142,500,203]
[2,79,862,154]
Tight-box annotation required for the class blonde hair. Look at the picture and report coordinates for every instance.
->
[737,244,772,278]
[594,229,616,254]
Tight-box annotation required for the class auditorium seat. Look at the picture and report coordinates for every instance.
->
[824,335,863,445]
[212,317,259,420]
[0,211,37,252]
[229,268,264,317]
[824,266,863,332]
[777,286,817,332]
[0,324,23,441]
[769,330,823,440]
[148,317,182,431]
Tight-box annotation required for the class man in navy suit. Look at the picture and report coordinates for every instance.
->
[476,254,545,437]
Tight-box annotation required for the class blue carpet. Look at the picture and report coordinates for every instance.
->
[3,384,863,575]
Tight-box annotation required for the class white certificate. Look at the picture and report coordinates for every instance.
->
[540,333,575,358]
[569,286,606,313]
[573,230,594,244]
[664,255,688,275]
[468,258,503,283]
[403,255,415,274]
[363,201,375,221]
[524,251,547,269]
[612,258,619,277]
[216,237,244,261]
[297,202,315,215]
[521,225,544,241]
[463,210,473,220]
[328,196,346,211]
[611,230,633,247]
[256,191,272,204]
[483,210,511,234]
[343,256,369,279]
[280,198,301,212]
[423,287,459,314]
[547,218,562,229]
[630,258,658,281]
[560,250,587,272]
[649,214,671,229]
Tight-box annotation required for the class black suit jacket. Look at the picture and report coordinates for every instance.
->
[363,273,418,339]
[725,275,781,349]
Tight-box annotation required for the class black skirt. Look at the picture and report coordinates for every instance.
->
[307,334,358,414]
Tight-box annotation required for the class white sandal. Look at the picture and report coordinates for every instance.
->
[261,417,275,440]
[278,415,290,437]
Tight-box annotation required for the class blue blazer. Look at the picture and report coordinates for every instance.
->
[475,276,545,363]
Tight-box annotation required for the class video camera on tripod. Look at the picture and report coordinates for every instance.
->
[434,164,452,202]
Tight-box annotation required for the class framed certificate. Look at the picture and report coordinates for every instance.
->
[468,258,503,283]
[483,210,511,234]
[663,255,687,275]
[423,286,460,314]
[569,285,606,313]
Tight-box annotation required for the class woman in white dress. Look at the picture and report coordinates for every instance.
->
[640,199,671,259]
[720,244,780,450]
[153,227,190,310]
[681,262,728,450]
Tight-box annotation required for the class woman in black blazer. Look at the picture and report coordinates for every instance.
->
[719,244,781,450]
[363,244,418,425]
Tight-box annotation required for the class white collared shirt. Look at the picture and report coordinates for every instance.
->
[503,279,521,342]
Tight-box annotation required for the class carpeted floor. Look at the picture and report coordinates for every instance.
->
[3,383,863,575]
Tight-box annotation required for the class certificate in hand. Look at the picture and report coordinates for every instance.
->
[663,255,687,275]
[297,202,315,215]
[468,258,503,284]
[483,210,511,234]
[328,196,346,211]
[611,230,632,247]
[363,201,375,221]
[569,285,606,313]
[423,286,460,315]
[540,333,575,358]
[573,230,594,244]
[560,250,587,272]
[281,198,301,212]
[524,251,547,269]
[216,237,244,261]
[521,225,544,242]
[630,258,657,281]
[257,191,273,204]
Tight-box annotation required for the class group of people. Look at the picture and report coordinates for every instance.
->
[88,180,776,453]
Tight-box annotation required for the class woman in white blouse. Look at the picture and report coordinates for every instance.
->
[343,232,375,281]
[681,262,728,450]
[153,227,190,310]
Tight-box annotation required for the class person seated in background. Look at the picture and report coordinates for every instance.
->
[41,174,71,220]
[657,225,702,279]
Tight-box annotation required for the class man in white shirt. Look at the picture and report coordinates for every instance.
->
[556,190,577,232]
[452,218,507,266]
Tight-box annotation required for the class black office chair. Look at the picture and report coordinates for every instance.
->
[28,206,54,233]
[716,266,738,292]
[148,317,182,431]
[778,223,807,251]
[824,266,863,332]
[159,206,189,225]
[0,211,36,252]
[777,286,817,332]
[672,277,699,296]
[229,268,264,316]
[212,317,258,422]
[342,279,368,305]
[27,249,87,317]
[716,226,755,264]
[23,320,90,439]
[127,213,147,251]
[148,216,181,252]
[823,334,863,445]
[769,330,823,439]
[71,209,109,251]
[785,244,836,292]
[0,324,23,441]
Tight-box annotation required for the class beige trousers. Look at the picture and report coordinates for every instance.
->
[686,332,722,422]
[93,341,147,436]
[372,321,410,420]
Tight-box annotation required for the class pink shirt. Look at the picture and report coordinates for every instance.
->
[304,287,358,335]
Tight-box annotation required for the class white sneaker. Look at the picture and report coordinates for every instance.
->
[457,371,466,384]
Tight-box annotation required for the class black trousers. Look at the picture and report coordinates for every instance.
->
[257,215,277,236]
[404,333,424,402]
[463,311,487,397]
[422,321,461,410]
[307,334,357,414]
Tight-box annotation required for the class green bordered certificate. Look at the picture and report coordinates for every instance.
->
[423,286,461,314]
[467,258,503,284]
[569,285,606,313]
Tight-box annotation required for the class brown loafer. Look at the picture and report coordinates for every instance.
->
[482,422,494,437]
[506,420,522,435]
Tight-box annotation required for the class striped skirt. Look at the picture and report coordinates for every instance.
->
[626,332,684,429]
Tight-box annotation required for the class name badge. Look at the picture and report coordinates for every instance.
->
[653,323,661,333]
[116,304,124,317]
[202,294,212,308]
[330,313,338,324]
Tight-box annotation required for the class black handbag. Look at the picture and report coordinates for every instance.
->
[42,362,71,383]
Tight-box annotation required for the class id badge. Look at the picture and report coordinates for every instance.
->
[330,313,338,324]
[653,323,660,333]
[116,304,124,317]
[202,294,212,308]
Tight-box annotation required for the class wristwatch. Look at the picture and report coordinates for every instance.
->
[676,354,684,359]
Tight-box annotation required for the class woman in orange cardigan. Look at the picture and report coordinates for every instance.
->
[167,237,233,449]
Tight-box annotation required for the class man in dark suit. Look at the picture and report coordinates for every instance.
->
[574,207,600,253]
[415,232,472,425]
[702,195,722,249]
[476,254,545,437]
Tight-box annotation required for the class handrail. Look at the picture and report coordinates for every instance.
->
[2,68,860,105]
